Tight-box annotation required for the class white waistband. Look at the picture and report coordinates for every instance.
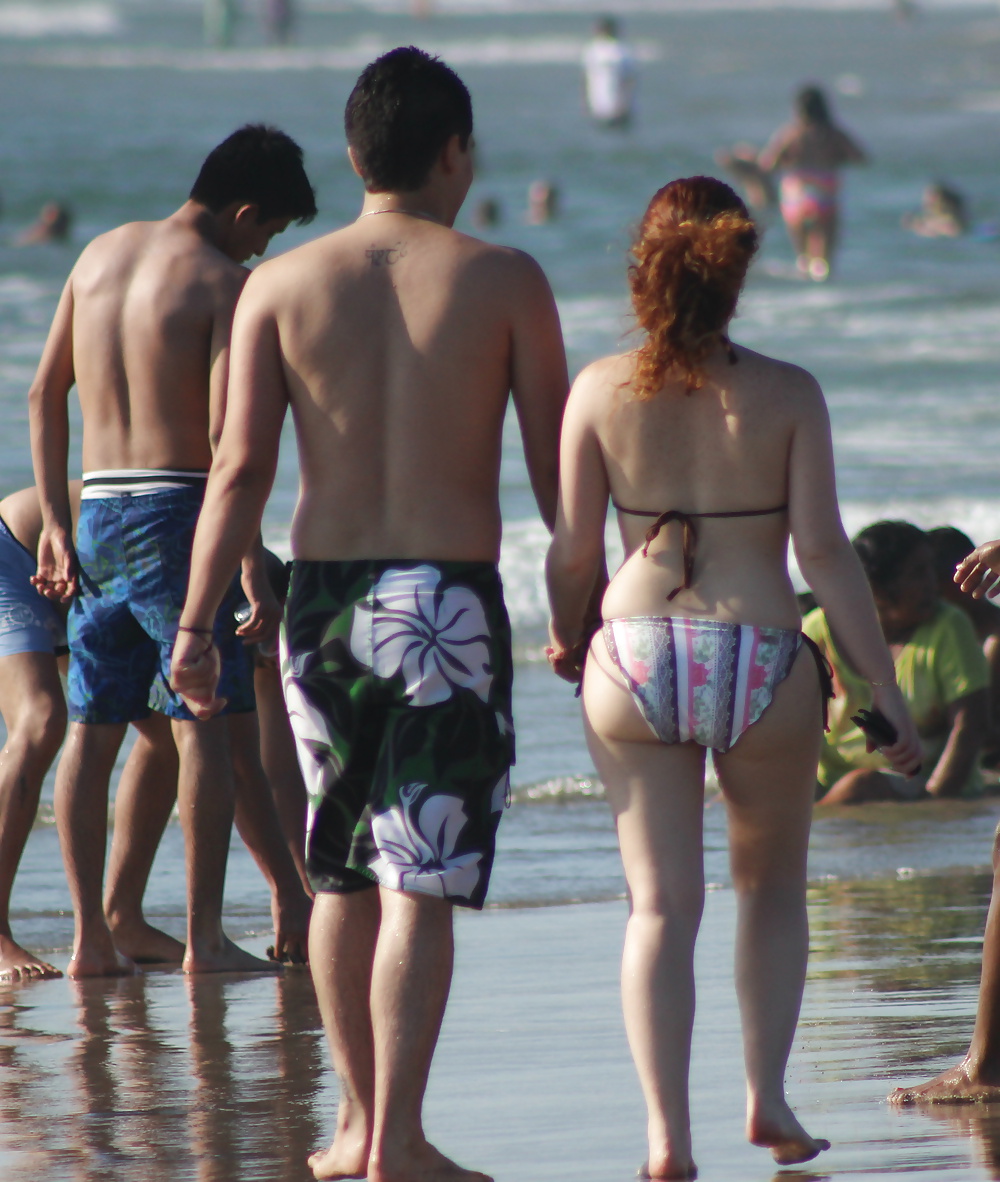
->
[81,468,208,499]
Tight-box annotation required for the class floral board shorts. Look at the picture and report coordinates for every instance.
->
[0,513,66,658]
[281,559,515,910]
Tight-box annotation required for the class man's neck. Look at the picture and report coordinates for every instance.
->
[358,191,456,229]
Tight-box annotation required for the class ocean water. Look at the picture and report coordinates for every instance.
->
[2,4,1000,1179]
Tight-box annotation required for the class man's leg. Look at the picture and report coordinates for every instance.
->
[255,659,310,893]
[104,711,186,964]
[308,888,379,1181]
[55,720,135,977]
[891,825,1000,1102]
[368,888,491,1182]
[171,714,276,973]
[0,651,66,981]
[228,709,312,964]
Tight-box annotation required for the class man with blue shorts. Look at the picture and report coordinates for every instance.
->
[29,125,317,977]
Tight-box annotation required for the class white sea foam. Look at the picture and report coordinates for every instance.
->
[0,2,119,37]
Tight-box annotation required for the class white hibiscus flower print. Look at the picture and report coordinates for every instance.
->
[369,783,482,900]
[350,565,493,706]
[281,674,343,806]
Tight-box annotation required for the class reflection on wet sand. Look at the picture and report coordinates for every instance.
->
[0,967,326,1181]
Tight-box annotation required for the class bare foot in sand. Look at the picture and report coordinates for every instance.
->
[889,1057,1000,1104]
[369,1139,493,1182]
[307,1095,370,1180]
[106,917,186,965]
[0,934,63,983]
[67,942,139,979]
[748,1101,829,1165]
[183,934,282,974]
[639,1153,698,1179]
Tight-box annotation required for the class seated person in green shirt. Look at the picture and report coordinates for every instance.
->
[804,520,988,803]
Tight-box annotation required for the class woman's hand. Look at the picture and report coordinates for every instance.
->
[870,683,923,776]
[546,624,586,684]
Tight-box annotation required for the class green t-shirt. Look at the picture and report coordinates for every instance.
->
[802,601,989,792]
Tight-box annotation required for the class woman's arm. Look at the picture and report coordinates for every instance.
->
[545,361,611,682]
[787,369,922,773]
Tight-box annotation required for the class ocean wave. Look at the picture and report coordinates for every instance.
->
[0,2,120,37]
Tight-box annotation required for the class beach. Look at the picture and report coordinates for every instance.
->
[3,0,1000,1177]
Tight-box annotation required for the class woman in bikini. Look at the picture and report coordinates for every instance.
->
[545,176,922,1180]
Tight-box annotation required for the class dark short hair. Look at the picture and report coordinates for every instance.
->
[345,47,473,193]
[796,85,831,127]
[853,520,928,596]
[190,124,317,224]
[927,525,975,583]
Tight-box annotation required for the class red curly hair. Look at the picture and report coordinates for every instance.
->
[628,176,758,399]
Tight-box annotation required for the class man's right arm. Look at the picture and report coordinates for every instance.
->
[171,270,290,717]
[28,276,77,602]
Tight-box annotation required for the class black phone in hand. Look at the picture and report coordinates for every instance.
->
[850,707,898,747]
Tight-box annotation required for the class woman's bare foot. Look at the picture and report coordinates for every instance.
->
[889,1057,1000,1104]
[182,934,282,974]
[308,1144,367,1181]
[307,1096,371,1180]
[0,934,63,983]
[639,1153,698,1179]
[67,943,138,979]
[748,1101,829,1165]
[106,917,185,965]
[369,1138,492,1182]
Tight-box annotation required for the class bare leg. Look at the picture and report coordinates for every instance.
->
[171,715,276,974]
[368,887,492,1182]
[817,768,904,804]
[716,647,829,1166]
[55,720,137,978]
[255,661,310,893]
[228,709,312,964]
[890,825,1000,1103]
[582,638,701,1180]
[0,651,66,981]
[104,711,186,963]
[308,888,379,1181]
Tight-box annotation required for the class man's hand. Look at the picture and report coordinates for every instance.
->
[170,630,227,720]
[31,526,78,603]
[956,540,1000,600]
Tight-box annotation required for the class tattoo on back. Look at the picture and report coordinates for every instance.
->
[366,242,407,267]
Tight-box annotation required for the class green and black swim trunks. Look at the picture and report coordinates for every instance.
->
[281,559,515,910]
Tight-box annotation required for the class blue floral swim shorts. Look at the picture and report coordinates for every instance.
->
[67,486,254,724]
[0,514,65,658]
[281,559,515,910]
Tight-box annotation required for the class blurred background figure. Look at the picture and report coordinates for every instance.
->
[14,201,71,246]
[262,0,293,45]
[204,0,238,47]
[582,16,636,130]
[526,179,558,224]
[903,182,968,238]
[411,0,432,17]
[806,521,988,804]
[714,142,777,213]
[472,196,501,229]
[758,84,867,281]
[893,0,919,21]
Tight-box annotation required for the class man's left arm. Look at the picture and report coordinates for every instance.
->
[172,273,289,717]
[925,691,987,797]
[925,610,990,797]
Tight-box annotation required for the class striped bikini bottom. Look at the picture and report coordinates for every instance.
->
[602,616,829,753]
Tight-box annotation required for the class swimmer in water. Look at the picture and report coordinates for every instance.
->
[758,85,867,281]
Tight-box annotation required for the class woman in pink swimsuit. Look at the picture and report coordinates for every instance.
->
[545,176,921,1179]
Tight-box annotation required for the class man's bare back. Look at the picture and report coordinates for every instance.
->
[232,212,565,564]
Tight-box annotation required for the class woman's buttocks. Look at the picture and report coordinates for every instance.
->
[603,518,801,629]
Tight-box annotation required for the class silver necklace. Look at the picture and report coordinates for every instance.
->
[357,207,442,225]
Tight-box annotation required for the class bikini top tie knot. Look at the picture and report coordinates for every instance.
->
[612,501,789,601]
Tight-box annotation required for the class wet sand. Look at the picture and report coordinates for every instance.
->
[1,878,999,1181]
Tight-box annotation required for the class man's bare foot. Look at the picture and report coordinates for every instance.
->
[67,944,139,979]
[269,889,312,965]
[748,1102,830,1166]
[369,1138,492,1182]
[0,934,63,983]
[182,934,282,974]
[889,1057,1000,1104]
[639,1154,698,1179]
[307,1144,367,1180]
[106,917,186,965]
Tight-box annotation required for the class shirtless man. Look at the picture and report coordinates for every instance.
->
[170,49,568,1182]
[29,124,317,977]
